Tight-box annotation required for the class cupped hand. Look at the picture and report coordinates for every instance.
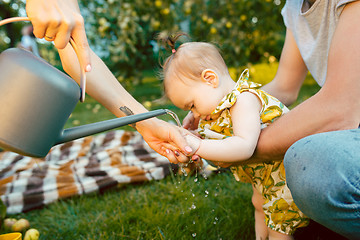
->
[136,118,194,164]
[26,0,91,72]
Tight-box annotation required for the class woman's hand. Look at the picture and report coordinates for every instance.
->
[136,119,194,164]
[26,0,91,72]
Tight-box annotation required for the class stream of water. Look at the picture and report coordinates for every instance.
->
[165,109,221,239]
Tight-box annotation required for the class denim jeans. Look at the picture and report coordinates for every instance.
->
[284,129,360,240]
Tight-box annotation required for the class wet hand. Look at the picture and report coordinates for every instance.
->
[137,119,193,164]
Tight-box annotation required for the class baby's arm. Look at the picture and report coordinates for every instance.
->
[186,92,262,163]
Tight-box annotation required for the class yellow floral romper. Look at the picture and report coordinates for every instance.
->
[198,70,309,235]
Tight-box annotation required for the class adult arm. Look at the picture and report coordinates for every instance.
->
[247,1,360,163]
[58,44,192,163]
[26,0,91,72]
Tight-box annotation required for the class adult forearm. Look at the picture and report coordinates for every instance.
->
[246,88,359,164]
[59,45,193,163]
[59,44,148,118]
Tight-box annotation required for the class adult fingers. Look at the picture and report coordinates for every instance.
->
[26,0,91,72]
[43,16,62,41]
[169,127,194,156]
[161,147,178,164]
[67,17,92,72]
[52,14,91,72]
[161,143,191,163]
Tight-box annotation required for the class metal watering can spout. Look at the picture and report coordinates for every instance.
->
[55,109,168,145]
[0,17,168,158]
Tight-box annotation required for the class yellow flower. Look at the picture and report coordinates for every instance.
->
[210,27,217,34]
[240,15,247,21]
[151,20,160,29]
[161,8,170,15]
[269,56,277,63]
[155,0,162,7]
[226,21,232,28]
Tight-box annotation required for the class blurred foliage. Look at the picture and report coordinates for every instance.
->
[79,0,286,86]
[0,0,25,50]
[1,0,286,87]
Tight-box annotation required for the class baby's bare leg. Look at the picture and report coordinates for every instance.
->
[268,228,293,240]
[251,186,268,240]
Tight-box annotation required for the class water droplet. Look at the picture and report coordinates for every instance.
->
[215,217,218,221]
[191,203,196,209]
[192,193,195,197]
[180,165,188,176]
[192,233,197,238]
[193,220,196,225]
[194,178,198,182]
[213,221,217,224]
[205,190,209,195]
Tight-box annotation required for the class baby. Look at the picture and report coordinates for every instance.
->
[159,33,309,239]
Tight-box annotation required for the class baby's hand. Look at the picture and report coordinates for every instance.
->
[184,133,201,156]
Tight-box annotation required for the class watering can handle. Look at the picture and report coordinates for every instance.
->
[0,17,86,102]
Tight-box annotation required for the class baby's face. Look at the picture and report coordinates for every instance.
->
[165,75,225,121]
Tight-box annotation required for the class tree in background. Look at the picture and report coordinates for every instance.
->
[0,0,285,86]
[0,0,24,50]
[80,0,285,86]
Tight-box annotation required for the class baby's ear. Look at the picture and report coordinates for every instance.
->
[201,69,219,87]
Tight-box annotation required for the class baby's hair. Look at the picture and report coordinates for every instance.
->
[158,32,189,54]
[157,32,229,94]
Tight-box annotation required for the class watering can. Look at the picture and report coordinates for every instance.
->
[0,17,167,158]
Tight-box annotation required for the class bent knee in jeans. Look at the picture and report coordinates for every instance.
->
[283,129,360,239]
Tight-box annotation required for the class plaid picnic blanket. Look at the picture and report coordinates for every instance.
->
[0,130,176,214]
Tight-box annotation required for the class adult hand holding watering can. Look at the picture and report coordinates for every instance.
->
[26,0,92,73]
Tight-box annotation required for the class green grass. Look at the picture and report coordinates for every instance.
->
[10,173,254,240]
[1,63,320,239]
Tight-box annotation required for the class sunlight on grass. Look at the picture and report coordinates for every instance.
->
[12,172,254,239]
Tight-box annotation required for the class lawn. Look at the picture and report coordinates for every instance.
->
[1,63,320,239]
